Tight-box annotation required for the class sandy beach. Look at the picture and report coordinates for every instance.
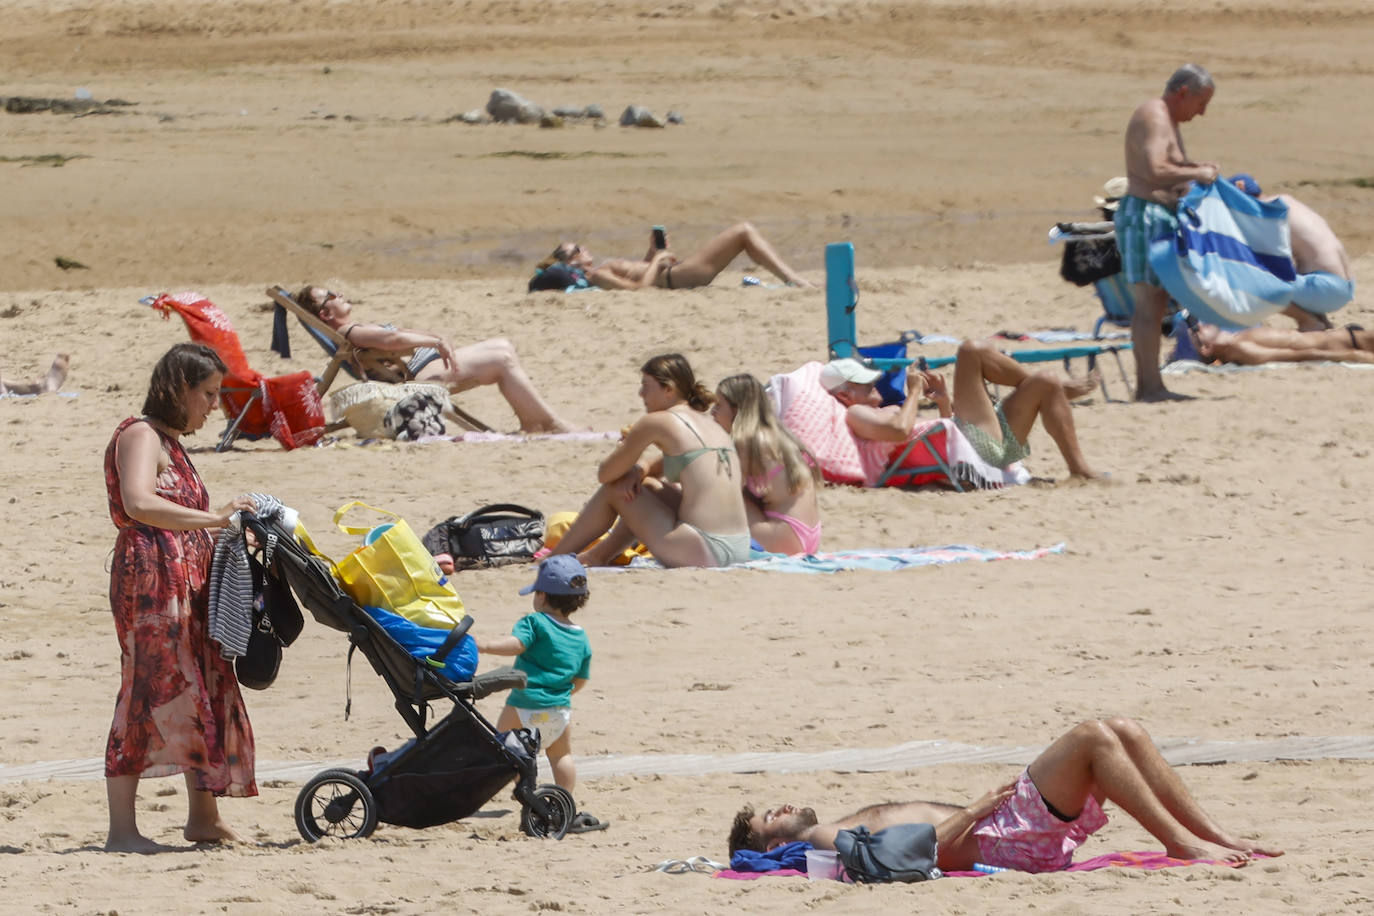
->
[2,1,1373,912]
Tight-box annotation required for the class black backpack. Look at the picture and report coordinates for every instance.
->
[834,823,942,883]
[422,504,545,570]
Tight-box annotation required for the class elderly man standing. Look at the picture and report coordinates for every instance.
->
[1117,63,1221,401]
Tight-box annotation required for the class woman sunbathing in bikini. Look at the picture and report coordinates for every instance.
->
[550,353,750,568]
[295,285,574,432]
[711,374,822,555]
[1193,321,1374,365]
[533,223,814,292]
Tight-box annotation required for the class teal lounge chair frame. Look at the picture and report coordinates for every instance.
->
[825,242,1135,401]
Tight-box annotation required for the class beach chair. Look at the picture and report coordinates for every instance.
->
[266,285,491,433]
[825,241,1135,401]
[146,292,325,452]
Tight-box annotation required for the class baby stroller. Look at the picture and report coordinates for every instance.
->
[242,513,577,841]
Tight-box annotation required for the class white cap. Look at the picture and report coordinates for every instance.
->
[820,358,882,391]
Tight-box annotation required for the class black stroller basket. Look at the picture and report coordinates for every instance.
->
[242,514,576,841]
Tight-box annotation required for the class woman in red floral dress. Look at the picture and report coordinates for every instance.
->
[104,343,258,852]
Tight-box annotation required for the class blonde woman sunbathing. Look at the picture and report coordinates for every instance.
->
[295,285,573,433]
[536,223,814,291]
[712,373,822,555]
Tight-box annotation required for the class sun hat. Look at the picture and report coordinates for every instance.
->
[819,358,882,392]
[1093,176,1130,211]
[519,554,590,596]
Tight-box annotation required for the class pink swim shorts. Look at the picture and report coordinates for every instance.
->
[971,768,1108,873]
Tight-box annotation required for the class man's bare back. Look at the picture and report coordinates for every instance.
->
[1269,194,1351,278]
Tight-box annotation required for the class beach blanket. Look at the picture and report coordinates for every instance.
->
[617,543,1066,574]
[1150,180,1298,330]
[715,850,1256,880]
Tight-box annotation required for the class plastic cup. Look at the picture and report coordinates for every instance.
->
[805,849,844,881]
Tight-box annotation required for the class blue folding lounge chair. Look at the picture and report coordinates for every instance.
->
[825,241,1135,401]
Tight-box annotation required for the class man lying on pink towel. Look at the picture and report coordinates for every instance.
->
[728,716,1282,873]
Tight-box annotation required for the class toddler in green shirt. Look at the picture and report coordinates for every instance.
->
[476,554,606,833]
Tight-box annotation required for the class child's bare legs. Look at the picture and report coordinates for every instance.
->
[496,706,576,793]
[421,338,571,433]
[184,772,241,844]
[952,339,1098,479]
[668,222,814,288]
[544,727,576,794]
[105,774,166,853]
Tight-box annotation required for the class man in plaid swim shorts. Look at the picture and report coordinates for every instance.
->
[729,717,1282,872]
[1117,63,1221,402]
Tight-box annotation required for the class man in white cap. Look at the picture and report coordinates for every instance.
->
[820,342,1100,479]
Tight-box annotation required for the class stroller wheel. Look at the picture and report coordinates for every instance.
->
[520,785,575,840]
[295,768,379,842]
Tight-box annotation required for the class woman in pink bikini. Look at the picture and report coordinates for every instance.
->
[712,374,822,555]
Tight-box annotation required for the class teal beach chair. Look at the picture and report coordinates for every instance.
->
[825,242,1134,400]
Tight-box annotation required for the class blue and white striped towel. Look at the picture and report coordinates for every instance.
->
[1150,179,1298,330]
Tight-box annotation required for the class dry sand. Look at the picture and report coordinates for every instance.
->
[2,1,1372,913]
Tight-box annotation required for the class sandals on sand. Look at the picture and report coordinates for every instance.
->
[567,811,610,834]
[650,855,726,874]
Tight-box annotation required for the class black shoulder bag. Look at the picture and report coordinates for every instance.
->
[422,504,545,570]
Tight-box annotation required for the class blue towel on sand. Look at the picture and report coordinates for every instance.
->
[731,841,812,872]
[1150,179,1298,330]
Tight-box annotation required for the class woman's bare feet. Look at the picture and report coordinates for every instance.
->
[105,830,173,854]
[184,818,243,844]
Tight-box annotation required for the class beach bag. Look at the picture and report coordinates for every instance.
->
[362,605,478,684]
[834,823,942,884]
[422,504,545,570]
[333,501,466,628]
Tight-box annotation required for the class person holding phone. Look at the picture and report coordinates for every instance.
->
[532,223,814,291]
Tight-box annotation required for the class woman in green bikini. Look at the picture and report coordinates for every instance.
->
[550,353,750,567]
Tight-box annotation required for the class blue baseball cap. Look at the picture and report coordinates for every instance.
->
[1228,173,1262,197]
[519,554,589,596]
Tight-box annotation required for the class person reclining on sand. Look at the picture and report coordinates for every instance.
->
[822,339,1101,480]
[295,285,574,433]
[0,354,69,396]
[728,716,1283,873]
[533,223,814,292]
[1227,173,1355,331]
[1193,321,1374,365]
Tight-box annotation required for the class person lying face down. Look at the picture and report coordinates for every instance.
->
[295,284,574,433]
[532,223,816,292]
[728,717,1282,873]
[820,343,1101,480]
